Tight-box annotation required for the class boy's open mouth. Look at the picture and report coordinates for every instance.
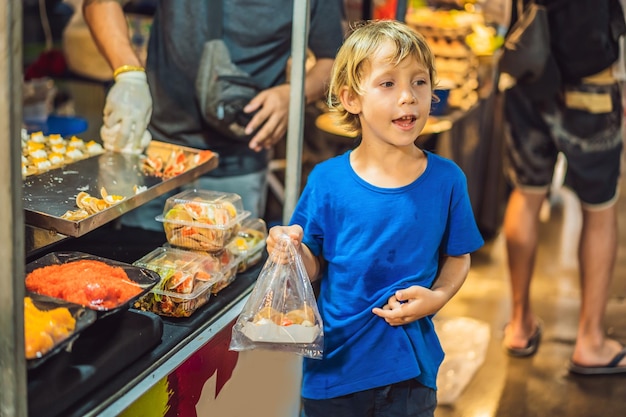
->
[393,115,417,127]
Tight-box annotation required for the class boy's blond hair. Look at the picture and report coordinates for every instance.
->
[327,20,437,135]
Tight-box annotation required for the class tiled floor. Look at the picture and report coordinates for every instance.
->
[434,182,626,416]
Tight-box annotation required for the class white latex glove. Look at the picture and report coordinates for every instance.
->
[101,70,152,154]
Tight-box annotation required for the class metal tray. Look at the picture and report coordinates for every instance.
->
[23,141,218,237]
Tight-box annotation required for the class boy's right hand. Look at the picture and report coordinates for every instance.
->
[266,225,304,256]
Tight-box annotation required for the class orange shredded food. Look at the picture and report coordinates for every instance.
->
[25,260,142,309]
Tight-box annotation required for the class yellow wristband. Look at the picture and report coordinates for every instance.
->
[113,65,145,79]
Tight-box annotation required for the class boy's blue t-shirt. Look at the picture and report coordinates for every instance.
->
[290,150,484,400]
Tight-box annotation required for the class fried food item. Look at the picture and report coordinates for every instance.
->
[163,199,239,251]
[284,308,315,326]
[253,306,316,327]
[61,187,126,221]
[254,306,282,325]
[24,297,76,359]
[142,149,214,179]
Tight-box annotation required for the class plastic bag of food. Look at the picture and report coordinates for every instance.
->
[230,234,323,359]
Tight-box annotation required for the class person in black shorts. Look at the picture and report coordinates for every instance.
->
[501,0,626,375]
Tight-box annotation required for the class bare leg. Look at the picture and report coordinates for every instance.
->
[571,203,626,367]
[503,188,547,349]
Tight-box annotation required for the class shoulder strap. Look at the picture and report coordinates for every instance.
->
[207,0,223,40]
[396,0,407,23]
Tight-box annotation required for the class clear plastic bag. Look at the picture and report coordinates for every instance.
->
[230,235,323,359]
[435,316,490,405]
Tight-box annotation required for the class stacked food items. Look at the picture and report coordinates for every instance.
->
[228,218,268,273]
[133,189,267,317]
[134,246,233,317]
[157,189,246,251]
[406,7,485,112]
[22,130,104,177]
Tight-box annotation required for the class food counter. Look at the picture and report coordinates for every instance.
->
[19,136,302,416]
[27,261,262,417]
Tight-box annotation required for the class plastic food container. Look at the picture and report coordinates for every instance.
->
[132,246,219,317]
[227,218,268,272]
[171,244,242,295]
[206,248,241,294]
[156,189,251,252]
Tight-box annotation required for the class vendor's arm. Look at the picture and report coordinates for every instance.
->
[83,0,153,154]
[267,225,322,282]
[372,254,471,326]
[247,58,335,152]
[83,0,140,69]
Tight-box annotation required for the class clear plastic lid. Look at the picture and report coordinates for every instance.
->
[133,246,221,299]
[228,218,268,270]
[156,189,251,252]
[156,189,250,229]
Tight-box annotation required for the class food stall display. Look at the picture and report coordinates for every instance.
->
[406,7,488,112]
[23,138,217,242]
[21,161,272,417]
[18,123,281,416]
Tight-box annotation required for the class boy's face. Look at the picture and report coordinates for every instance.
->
[342,40,432,146]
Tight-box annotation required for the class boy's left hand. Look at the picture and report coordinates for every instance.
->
[372,286,446,326]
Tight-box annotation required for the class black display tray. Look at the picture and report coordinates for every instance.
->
[25,251,161,317]
[27,309,164,417]
[25,293,98,370]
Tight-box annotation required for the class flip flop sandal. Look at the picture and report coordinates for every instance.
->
[503,320,543,358]
[569,347,626,375]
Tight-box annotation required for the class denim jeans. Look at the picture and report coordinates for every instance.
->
[300,379,437,417]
